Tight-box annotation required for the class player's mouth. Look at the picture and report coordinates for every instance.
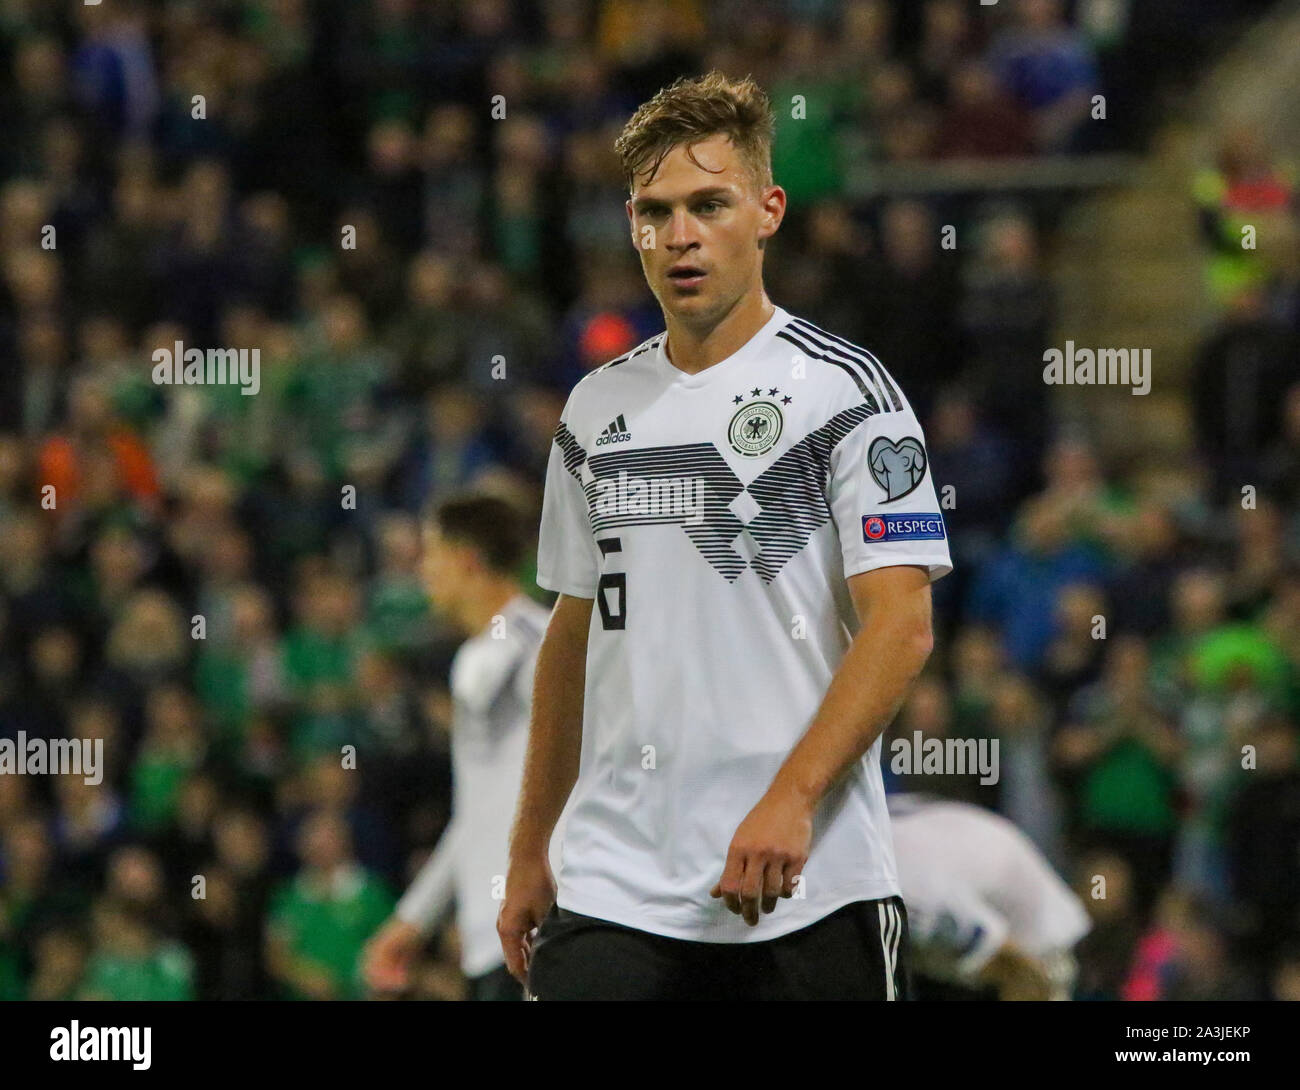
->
[667,265,707,290]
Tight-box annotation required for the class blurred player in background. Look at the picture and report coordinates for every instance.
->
[498,72,953,1001]
[363,495,552,1001]
[887,793,1092,1000]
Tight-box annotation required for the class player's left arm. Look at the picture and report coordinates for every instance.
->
[715,371,949,925]
[712,564,934,924]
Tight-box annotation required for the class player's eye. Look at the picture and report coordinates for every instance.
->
[696,201,722,214]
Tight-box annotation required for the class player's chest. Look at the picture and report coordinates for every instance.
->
[579,376,824,472]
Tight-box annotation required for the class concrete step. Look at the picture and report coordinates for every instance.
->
[1056,259,1206,315]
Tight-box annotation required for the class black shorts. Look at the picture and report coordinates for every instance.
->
[527,896,910,1001]
[467,963,524,1001]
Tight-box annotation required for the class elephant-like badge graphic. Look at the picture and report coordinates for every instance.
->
[868,435,927,501]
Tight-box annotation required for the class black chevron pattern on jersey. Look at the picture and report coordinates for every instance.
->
[779,319,904,412]
[554,422,588,480]
[596,334,663,374]
[746,402,876,582]
[586,443,750,581]
[775,329,882,414]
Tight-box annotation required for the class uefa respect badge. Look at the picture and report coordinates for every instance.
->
[862,512,947,542]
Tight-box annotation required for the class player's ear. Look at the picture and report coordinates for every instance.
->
[757,185,786,240]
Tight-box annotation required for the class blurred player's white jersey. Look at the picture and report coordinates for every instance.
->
[538,305,953,942]
[396,594,553,977]
[887,794,1091,995]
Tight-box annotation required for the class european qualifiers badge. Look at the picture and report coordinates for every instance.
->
[728,386,789,457]
[868,435,927,501]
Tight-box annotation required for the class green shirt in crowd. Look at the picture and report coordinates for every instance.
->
[268,866,394,1000]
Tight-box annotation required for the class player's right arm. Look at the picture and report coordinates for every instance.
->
[498,396,599,984]
[497,592,590,984]
[362,816,462,992]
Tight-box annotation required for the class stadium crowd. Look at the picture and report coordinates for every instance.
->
[0,0,1297,1001]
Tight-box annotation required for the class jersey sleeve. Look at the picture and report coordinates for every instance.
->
[536,396,599,598]
[944,895,1010,980]
[394,816,461,934]
[828,390,953,583]
[453,638,528,717]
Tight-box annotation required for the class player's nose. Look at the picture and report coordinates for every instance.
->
[663,209,699,250]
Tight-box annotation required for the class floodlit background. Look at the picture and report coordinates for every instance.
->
[1,0,1297,1001]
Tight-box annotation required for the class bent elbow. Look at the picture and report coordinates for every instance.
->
[912,622,935,663]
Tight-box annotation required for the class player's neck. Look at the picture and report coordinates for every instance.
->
[462,579,523,637]
[662,289,775,375]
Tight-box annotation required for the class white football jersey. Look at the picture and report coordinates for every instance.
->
[537,304,953,942]
[886,794,1092,987]
[396,594,555,977]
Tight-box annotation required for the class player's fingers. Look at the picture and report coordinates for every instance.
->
[761,862,784,914]
[716,849,746,916]
[501,933,526,984]
[739,856,766,926]
[780,859,801,899]
[498,909,532,984]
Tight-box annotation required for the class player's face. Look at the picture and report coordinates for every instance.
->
[627,134,781,326]
[421,526,462,615]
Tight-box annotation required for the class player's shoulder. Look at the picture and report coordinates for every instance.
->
[450,601,541,707]
[769,311,912,417]
[503,595,550,647]
[567,331,666,403]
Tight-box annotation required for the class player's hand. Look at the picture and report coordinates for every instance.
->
[362,917,423,993]
[711,788,814,926]
[497,854,556,985]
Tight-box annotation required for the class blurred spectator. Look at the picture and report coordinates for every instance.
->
[986,0,1099,152]
[1072,851,1141,1000]
[1054,635,1182,918]
[1123,888,1254,1001]
[37,375,161,526]
[967,487,1108,672]
[986,672,1064,863]
[936,60,1032,159]
[1191,284,1298,503]
[393,387,501,513]
[1194,126,1297,308]
[1261,383,1300,515]
[957,208,1054,490]
[1225,715,1300,992]
[1108,501,1187,638]
[854,200,962,416]
[185,807,273,1000]
[80,899,193,1001]
[265,810,393,1001]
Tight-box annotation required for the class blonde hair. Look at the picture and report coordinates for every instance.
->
[614,71,774,194]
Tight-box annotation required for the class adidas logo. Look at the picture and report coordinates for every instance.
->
[594,414,632,446]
